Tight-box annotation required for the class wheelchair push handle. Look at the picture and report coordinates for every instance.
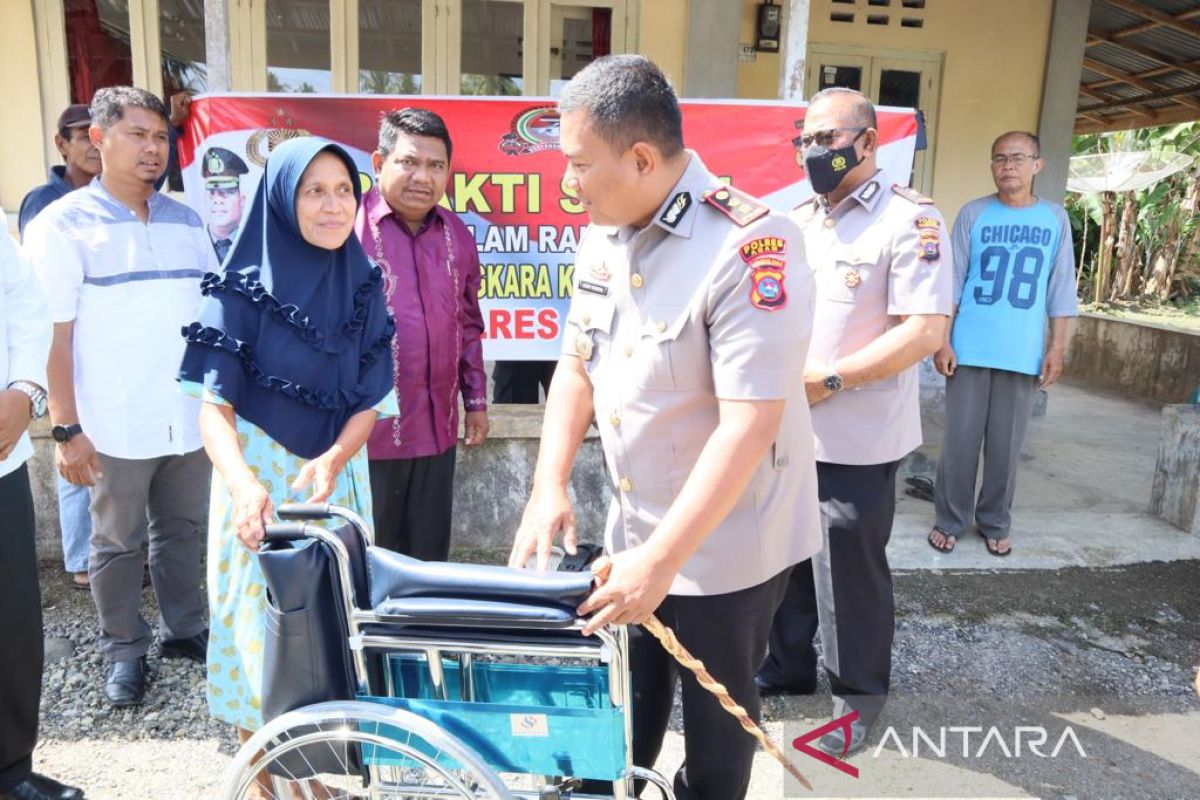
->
[261,522,313,542]
[277,503,333,521]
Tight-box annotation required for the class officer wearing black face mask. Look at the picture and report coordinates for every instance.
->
[756,87,954,757]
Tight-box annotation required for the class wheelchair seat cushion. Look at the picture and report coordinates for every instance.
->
[366,547,593,610]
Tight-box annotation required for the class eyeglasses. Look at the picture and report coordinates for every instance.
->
[792,127,868,150]
[991,153,1039,166]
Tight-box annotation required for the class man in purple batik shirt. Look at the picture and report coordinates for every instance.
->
[355,108,488,560]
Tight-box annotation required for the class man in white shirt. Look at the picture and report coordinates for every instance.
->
[0,213,85,800]
[25,87,214,708]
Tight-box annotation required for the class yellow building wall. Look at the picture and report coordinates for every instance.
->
[803,0,1053,221]
[736,0,783,99]
[638,0,688,92]
[1,2,49,221]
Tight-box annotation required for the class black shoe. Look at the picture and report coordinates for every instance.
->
[160,629,208,662]
[104,656,146,706]
[754,672,817,697]
[2,773,85,800]
[816,717,871,757]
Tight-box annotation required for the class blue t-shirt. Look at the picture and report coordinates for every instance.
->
[950,196,1078,375]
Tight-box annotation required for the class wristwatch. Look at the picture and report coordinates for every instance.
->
[7,381,47,419]
[823,372,845,393]
[52,423,83,443]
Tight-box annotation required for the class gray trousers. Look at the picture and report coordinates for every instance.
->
[934,365,1038,541]
[89,448,210,661]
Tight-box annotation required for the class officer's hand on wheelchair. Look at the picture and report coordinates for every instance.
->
[509,486,578,571]
[231,477,274,551]
[578,547,674,636]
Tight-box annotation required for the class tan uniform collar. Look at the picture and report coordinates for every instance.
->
[819,169,885,216]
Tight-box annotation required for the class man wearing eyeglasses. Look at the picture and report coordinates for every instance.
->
[758,87,952,755]
[926,132,1077,558]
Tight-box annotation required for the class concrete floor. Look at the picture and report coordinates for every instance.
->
[893,377,1200,570]
[29,378,1200,799]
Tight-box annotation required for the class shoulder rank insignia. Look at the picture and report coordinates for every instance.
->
[891,183,935,205]
[701,186,769,227]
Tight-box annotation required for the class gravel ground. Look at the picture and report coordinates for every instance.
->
[30,559,1200,799]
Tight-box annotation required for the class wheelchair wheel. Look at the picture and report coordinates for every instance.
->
[221,700,512,799]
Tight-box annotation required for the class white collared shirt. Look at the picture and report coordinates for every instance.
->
[1,211,51,478]
[23,179,217,460]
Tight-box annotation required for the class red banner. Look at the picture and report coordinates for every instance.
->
[181,95,917,359]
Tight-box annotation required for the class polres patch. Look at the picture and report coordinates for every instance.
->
[916,216,941,262]
[739,236,787,263]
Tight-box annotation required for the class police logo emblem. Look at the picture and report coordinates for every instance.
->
[844,268,862,288]
[832,155,847,172]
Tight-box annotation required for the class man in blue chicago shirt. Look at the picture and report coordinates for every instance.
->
[928,131,1078,556]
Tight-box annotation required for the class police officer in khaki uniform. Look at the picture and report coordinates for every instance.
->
[201,146,249,263]
[758,87,953,755]
[509,55,822,799]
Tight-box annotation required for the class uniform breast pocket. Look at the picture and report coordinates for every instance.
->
[823,259,877,304]
[635,304,701,390]
[568,298,615,374]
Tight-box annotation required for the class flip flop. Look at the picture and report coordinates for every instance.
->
[905,475,935,503]
[977,530,1012,557]
[927,527,956,553]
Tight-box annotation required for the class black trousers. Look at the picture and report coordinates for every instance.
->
[368,448,456,560]
[0,466,42,791]
[491,361,556,404]
[584,569,790,799]
[762,460,900,727]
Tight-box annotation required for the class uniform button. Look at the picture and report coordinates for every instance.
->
[624,345,634,357]
[775,456,789,468]
[656,320,667,333]
[619,477,633,492]
[609,414,620,428]
[581,313,591,325]
[631,273,645,289]
[824,218,836,229]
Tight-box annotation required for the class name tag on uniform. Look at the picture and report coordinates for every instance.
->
[578,280,609,296]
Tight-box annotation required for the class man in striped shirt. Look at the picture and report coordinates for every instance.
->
[25,87,215,708]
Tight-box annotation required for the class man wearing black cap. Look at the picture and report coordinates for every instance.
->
[201,147,249,263]
[17,105,101,237]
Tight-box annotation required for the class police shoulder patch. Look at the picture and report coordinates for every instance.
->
[701,186,769,227]
[891,183,934,205]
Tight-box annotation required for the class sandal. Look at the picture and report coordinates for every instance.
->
[927,526,956,553]
[977,530,1012,557]
[905,475,935,503]
[71,572,90,590]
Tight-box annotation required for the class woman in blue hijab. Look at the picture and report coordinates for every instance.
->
[178,137,396,756]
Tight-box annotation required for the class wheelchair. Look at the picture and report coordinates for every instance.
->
[220,504,675,800]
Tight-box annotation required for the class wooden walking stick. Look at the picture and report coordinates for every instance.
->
[591,560,813,791]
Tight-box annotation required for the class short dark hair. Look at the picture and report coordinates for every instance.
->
[992,130,1041,156]
[807,87,878,130]
[377,108,453,161]
[89,86,169,130]
[557,54,684,158]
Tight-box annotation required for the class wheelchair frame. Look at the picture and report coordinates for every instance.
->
[220,504,675,800]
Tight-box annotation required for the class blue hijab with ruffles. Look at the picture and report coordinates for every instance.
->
[178,137,394,459]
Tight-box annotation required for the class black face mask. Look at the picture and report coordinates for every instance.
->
[804,131,866,195]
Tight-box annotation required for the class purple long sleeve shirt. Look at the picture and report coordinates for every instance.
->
[356,187,487,461]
